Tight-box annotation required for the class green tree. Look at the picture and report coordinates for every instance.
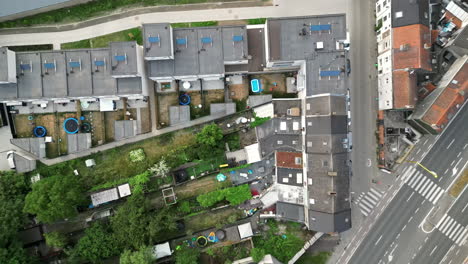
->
[175,245,200,264]
[111,193,152,249]
[251,247,266,262]
[120,246,154,264]
[196,124,223,147]
[23,175,86,223]
[44,231,68,249]
[196,189,224,207]
[75,222,121,263]
[0,240,35,264]
[148,207,178,242]
[178,201,191,214]
[224,184,252,205]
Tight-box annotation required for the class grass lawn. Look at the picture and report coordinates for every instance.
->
[184,207,244,233]
[61,27,142,49]
[171,21,218,28]
[0,0,228,28]
[296,252,331,264]
[449,169,468,197]
[247,18,266,25]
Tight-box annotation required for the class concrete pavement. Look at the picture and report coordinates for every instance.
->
[338,103,468,264]
[0,0,348,47]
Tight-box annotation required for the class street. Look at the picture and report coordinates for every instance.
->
[341,103,468,264]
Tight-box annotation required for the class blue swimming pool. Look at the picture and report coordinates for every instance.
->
[251,79,261,93]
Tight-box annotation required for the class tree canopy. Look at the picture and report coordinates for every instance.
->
[75,222,121,263]
[196,124,223,147]
[23,174,86,223]
[120,246,154,264]
[196,184,252,207]
[175,245,200,264]
[44,231,68,249]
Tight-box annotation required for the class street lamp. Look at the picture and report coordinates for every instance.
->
[405,160,438,178]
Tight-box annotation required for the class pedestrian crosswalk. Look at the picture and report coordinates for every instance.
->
[435,214,468,246]
[403,167,444,204]
[356,188,384,217]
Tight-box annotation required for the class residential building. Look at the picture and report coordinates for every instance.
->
[0,42,147,110]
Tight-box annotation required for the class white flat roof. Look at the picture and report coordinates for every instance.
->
[118,183,131,197]
[238,222,253,239]
[91,188,119,206]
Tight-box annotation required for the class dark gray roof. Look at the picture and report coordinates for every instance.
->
[276,202,305,223]
[277,167,303,187]
[197,27,224,76]
[66,50,93,97]
[90,49,117,96]
[391,0,429,28]
[110,41,139,76]
[308,209,351,233]
[305,116,348,135]
[248,95,272,108]
[267,15,346,61]
[41,51,67,98]
[149,59,175,78]
[117,77,142,95]
[222,26,248,63]
[306,53,347,96]
[306,134,348,154]
[210,103,236,115]
[272,99,302,117]
[256,117,303,157]
[174,28,199,77]
[0,83,17,100]
[143,23,173,59]
[306,95,346,116]
[17,52,42,99]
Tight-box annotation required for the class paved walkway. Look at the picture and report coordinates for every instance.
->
[0,0,348,47]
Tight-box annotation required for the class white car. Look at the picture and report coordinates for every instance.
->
[6,151,15,169]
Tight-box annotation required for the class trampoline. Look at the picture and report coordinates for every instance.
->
[251,79,261,93]
[81,122,91,133]
[33,126,47,137]
[63,118,79,134]
[179,94,191,105]
[196,236,208,247]
[216,173,227,182]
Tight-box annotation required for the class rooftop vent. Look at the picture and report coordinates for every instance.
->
[395,11,403,18]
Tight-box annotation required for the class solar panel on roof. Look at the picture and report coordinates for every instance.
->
[44,63,55,69]
[233,35,243,42]
[148,36,160,43]
[20,64,30,70]
[176,38,187,45]
[95,60,105,66]
[310,24,332,31]
[320,70,341,77]
[69,61,80,68]
[115,55,126,62]
[201,37,212,44]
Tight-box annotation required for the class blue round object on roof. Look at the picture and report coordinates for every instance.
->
[33,126,47,137]
[179,94,191,105]
[80,116,85,121]
[63,118,79,134]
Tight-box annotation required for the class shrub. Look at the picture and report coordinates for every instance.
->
[129,148,146,162]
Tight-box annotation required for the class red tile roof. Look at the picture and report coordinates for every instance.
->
[392,70,418,109]
[276,151,303,169]
[422,63,468,131]
[393,24,432,71]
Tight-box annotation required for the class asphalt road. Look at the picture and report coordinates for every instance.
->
[342,103,468,264]
[413,187,468,264]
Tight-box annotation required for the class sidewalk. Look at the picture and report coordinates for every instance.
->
[0,0,348,47]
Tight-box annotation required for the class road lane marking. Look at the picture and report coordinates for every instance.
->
[457,152,462,158]
[369,188,383,198]
[375,235,383,245]
[447,139,455,149]
[455,228,468,245]
[464,143,468,150]
[448,223,463,240]
[432,188,444,204]
[424,184,438,200]
[408,172,422,187]
[428,187,442,203]
[416,149,421,155]
[430,245,438,256]
[455,158,463,169]
[423,139,428,145]
[451,160,456,166]
[415,207,420,213]
[402,224,407,231]
[444,168,449,174]
[406,192,415,202]
[419,179,433,196]
[462,203,468,213]
[414,176,428,192]
[408,216,413,223]
[441,218,455,234]
[436,214,448,228]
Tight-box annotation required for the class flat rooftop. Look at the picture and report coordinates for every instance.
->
[306,95,346,116]
[110,41,139,76]
[66,50,93,97]
[197,27,224,76]
[16,52,42,99]
[306,52,347,96]
[143,23,173,59]
[41,51,67,98]
[0,47,10,82]
[173,28,200,77]
[267,15,346,62]
[222,26,248,62]
[90,49,117,96]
